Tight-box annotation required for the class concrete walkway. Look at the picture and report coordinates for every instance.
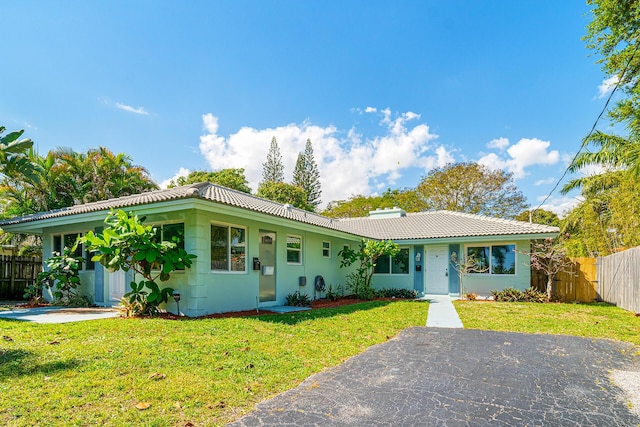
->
[423,294,463,328]
[0,306,119,323]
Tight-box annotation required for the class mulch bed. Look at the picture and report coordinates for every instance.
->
[158,296,405,320]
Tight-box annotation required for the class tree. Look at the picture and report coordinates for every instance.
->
[585,0,640,126]
[514,209,560,227]
[168,168,252,193]
[257,181,313,211]
[54,147,157,204]
[561,170,640,256]
[323,188,427,218]
[262,137,285,183]
[0,126,39,183]
[80,210,196,316]
[416,162,528,218]
[292,139,322,208]
[339,239,399,300]
[526,237,574,302]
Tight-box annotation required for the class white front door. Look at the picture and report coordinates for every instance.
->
[109,270,127,302]
[425,245,449,294]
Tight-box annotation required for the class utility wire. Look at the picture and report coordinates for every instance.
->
[533,40,640,219]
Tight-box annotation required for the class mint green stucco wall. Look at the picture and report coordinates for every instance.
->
[38,203,360,316]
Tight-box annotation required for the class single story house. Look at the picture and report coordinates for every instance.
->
[0,182,558,316]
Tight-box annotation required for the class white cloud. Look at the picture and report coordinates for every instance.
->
[115,102,149,116]
[478,137,559,178]
[487,137,509,150]
[198,108,443,207]
[534,177,555,186]
[364,106,377,113]
[597,75,619,99]
[537,195,581,218]
[158,167,191,189]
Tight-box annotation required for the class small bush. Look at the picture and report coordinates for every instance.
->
[285,291,311,307]
[325,284,342,301]
[492,287,548,303]
[375,288,418,299]
[465,292,478,301]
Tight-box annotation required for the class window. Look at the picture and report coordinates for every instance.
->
[322,241,331,258]
[52,233,94,270]
[153,223,185,250]
[374,248,409,275]
[286,235,302,264]
[211,224,246,272]
[466,244,516,275]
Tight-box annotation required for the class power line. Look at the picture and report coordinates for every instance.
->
[533,40,640,218]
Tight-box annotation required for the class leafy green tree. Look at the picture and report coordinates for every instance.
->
[168,168,252,193]
[585,0,640,125]
[262,136,285,183]
[561,170,640,256]
[514,209,560,227]
[257,181,313,211]
[339,239,399,299]
[292,139,322,208]
[37,247,85,305]
[80,210,196,316]
[416,162,528,218]
[0,126,39,183]
[323,188,427,218]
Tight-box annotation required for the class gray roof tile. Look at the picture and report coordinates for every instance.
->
[0,183,559,239]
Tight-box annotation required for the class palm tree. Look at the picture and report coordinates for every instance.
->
[0,126,39,183]
[562,127,640,194]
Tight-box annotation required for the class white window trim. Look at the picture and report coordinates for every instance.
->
[322,241,331,258]
[374,247,410,276]
[52,232,94,271]
[210,222,247,274]
[464,243,517,276]
[286,234,303,265]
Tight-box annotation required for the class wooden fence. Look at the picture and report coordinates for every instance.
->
[532,257,598,302]
[0,255,42,300]
[597,246,640,314]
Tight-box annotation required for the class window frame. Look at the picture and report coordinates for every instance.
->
[286,234,303,265]
[464,243,517,275]
[373,247,410,275]
[210,222,247,273]
[51,232,94,271]
[322,241,331,258]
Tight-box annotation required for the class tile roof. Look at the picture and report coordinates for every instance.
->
[338,210,559,240]
[0,183,559,239]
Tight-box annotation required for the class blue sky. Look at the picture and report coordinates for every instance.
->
[1,1,615,214]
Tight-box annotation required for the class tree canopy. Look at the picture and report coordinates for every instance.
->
[261,137,285,183]
[168,168,252,193]
[416,162,528,218]
[322,188,427,218]
[257,181,313,211]
[292,139,322,209]
[0,147,157,218]
[585,0,640,125]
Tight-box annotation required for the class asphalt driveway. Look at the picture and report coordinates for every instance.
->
[229,327,640,426]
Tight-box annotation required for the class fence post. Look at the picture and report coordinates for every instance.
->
[9,255,16,297]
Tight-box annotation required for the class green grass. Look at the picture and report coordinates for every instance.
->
[455,301,640,347]
[0,300,427,426]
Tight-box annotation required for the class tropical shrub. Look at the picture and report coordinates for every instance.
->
[339,239,400,300]
[80,210,196,316]
[375,288,419,299]
[37,247,85,305]
[285,291,311,307]
[491,287,548,303]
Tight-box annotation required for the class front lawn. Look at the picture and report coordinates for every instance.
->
[455,301,640,347]
[0,300,427,426]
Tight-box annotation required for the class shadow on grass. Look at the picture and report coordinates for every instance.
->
[0,348,83,379]
[255,300,426,325]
